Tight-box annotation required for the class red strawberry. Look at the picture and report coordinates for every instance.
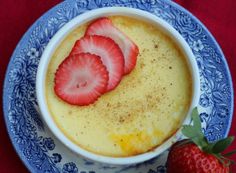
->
[167,141,229,173]
[70,35,124,92]
[54,53,108,106]
[85,17,139,74]
[166,108,234,173]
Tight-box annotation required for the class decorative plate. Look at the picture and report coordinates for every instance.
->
[3,0,234,172]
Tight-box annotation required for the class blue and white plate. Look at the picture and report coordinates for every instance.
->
[3,0,234,172]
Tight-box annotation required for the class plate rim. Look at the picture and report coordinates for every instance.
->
[2,2,66,172]
[170,0,234,137]
[2,0,234,172]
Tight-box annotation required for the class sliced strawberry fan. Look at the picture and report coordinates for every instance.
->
[54,17,139,106]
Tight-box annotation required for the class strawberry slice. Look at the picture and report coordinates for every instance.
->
[85,17,139,74]
[70,35,124,91]
[54,53,108,106]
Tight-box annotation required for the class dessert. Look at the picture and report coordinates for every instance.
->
[45,16,192,157]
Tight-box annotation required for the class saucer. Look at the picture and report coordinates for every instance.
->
[3,0,233,172]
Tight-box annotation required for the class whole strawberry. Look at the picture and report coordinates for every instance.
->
[167,108,235,173]
[167,141,229,173]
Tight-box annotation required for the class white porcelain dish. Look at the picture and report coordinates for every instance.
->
[36,7,200,165]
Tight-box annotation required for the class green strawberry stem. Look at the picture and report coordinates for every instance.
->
[181,107,235,166]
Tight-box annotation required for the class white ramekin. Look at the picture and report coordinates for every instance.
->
[36,7,200,165]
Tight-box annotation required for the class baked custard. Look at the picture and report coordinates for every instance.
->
[45,16,192,157]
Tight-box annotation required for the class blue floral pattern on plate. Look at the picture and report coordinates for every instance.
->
[3,0,233,172]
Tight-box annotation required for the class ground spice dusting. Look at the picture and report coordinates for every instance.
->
[119,118,125,123]
[151,59,156,63]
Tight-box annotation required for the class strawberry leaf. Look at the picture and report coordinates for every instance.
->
[192,107,201,130]
[182,125,208,148]
[223,149,236,157]
[202,142,216,153]
[212,136,234,154]
[192,137,208,149]
[182,125,199,138]
[182,107,209,149]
